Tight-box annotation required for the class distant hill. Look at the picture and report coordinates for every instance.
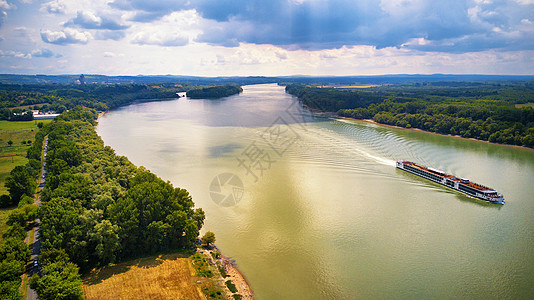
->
[0,74,277,85]
[1,74,533,85]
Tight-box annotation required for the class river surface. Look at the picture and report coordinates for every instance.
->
[96,84,534,299]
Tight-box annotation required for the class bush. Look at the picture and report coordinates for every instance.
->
[29,274,40,289]
[191,253,214,277]
[202,231,216,246]
[217,263,227,277]
[18,195,34,207]
[225,280,237,293]
[0,195,12,208]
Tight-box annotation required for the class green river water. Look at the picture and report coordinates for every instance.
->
[96,84,534,299]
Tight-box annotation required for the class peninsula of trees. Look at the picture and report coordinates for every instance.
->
[285,82,534,148]
[186,85,243,99]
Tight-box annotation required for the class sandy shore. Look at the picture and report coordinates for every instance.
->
[220,255,254,299]
[199,246,255,299]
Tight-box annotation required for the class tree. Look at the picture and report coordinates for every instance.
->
[0,280,22,300]
[5,165,36,204]
[0,237,30,262]
[39,248,70,266]
[7,140,13,147]
[90,220,120,265]
[0,195,12,208]
[0,259,24,282]
[35,261,83,300]
[202,231,216,246]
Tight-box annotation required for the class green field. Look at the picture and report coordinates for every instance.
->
[0,119,50,196]
[0,120,51,149]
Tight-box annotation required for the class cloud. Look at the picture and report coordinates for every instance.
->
[0,48,53,59]
[40,0,65,14]
[110,0,534,53]
[41,28,92,45]
[95,30,126,40]
[64,11,129,30]
[109,0,189,22]
[0,50,31,59]
[0,0,15,27]
[31,48,55,58]
[0,0,14,10]
[128,10,200,46]
[131,31,189,46]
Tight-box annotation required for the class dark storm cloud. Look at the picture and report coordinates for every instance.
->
[109,0,534,52]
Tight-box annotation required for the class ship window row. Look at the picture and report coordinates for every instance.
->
[404,165,443,182]
[458,184,479,195]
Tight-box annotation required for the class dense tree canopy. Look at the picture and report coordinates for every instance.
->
[286,83,534,148]
[36,107,205,273]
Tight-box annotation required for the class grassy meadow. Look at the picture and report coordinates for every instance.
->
[0,119,50,195]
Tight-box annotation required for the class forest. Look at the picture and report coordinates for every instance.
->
[186,85,243,99]
[1,107,205,299]
[285,82,534,148]
[0,82,247,121]
[0,83,188,120]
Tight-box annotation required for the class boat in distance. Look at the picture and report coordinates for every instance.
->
[396,160,505,204]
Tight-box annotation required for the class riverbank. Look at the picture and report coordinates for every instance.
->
[335,116,534,152]
[199,245,255,299]
[220,254,254,299]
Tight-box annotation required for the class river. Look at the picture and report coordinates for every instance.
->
[96,84,534,299]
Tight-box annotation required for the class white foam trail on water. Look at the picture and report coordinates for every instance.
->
[301,120,397,168]
[329,118,397,166]
[334,118,377,128]
[350,144,396,167]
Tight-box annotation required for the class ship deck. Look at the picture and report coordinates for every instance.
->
[402,161,493,192]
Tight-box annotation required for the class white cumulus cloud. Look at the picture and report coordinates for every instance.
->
[131,31,189,46]
[41,28,92,45]
[40,0,66,14]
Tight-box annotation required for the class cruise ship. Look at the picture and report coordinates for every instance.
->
[396,160,505,204]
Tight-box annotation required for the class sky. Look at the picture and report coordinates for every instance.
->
[0,0,533,76]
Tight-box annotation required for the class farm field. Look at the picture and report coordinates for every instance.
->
[82,253,210,300]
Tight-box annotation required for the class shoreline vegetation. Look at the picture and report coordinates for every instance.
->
[285,83,534,149]
[338,117,534,151]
